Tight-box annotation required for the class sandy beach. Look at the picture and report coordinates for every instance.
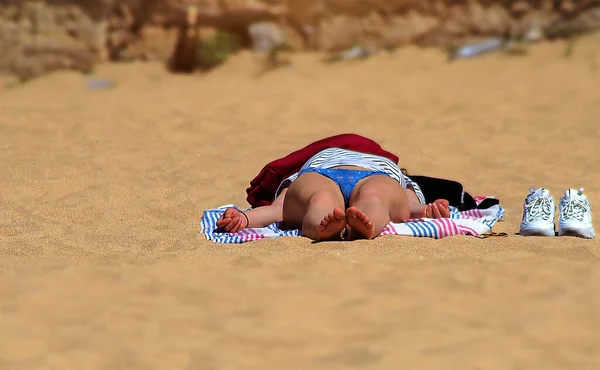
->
[1,34,600,369]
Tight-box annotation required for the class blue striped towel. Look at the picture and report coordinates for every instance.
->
[201,204,505,243]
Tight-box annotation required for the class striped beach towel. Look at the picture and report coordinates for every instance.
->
[201,203,505,244]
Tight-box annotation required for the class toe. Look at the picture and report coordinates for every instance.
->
[333,208,346,220]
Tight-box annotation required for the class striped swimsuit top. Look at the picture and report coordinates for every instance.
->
[275,148,426,204]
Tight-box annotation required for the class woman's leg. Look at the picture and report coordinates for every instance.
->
[283,172,346,241]
[346,175,411,240]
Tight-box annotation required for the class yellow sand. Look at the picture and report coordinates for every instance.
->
[1,35,600,369]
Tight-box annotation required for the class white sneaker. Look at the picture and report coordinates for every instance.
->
[558,188,595,239]
[520,187,556,237]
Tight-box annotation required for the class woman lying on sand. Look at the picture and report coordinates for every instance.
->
[217,147,450,241]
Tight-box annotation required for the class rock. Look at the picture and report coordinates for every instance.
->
[86,78,116,89]
[339,44,375,61]
[524,18,544,42]
[546,6,600,39]
[248,22,285,54]
[0,1,106,80]
[2,0,600,79]
[316,15,362,52]
[449,37,506,61]
[510,1,531,16]
[561,1,577,15]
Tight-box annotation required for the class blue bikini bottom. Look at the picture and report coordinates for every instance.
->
[299,168,389,206]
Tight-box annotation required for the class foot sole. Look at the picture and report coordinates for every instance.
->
[345,207,375,240]
[316,208,347,242]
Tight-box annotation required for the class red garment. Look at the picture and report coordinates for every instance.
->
[245,133,400,207]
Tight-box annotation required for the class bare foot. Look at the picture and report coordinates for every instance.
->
[345,207,375,240]
[216,208,247,233]
[316,208,346,241]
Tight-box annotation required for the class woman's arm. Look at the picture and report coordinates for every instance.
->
[406,188,450,219]
[244,188,286,227]
[216,188,287,232]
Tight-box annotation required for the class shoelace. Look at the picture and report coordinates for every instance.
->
[561,199,589,222]
[525,196,553,222]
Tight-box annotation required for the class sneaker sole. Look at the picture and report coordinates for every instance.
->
[519,226,555,237]
[558,224,595,239]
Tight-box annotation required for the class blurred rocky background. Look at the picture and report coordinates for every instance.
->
[1,0,599,80]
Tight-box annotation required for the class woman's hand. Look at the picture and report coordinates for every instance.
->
[216,208,248,233]
[423,199,451,218]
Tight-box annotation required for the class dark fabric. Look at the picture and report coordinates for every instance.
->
[472,197,500,210]
[409,175,500,211]
[409,176,466,206]
[245,133,399,207]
